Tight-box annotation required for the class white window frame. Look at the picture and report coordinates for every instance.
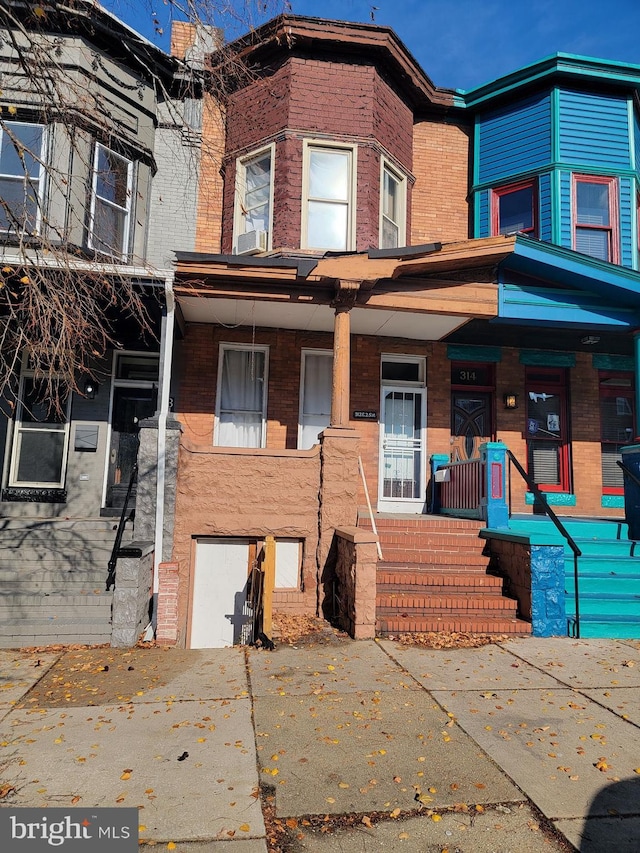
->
[379,158,407,249]
[233,143,275,252]
[214,344,269,448]
[301,140,357,251]
[89,142,133,259]
[0,120,46,235]
[298,348,333,449]
[8,354,72,489]
[381,354,426,387]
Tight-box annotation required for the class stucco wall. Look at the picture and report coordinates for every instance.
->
[170,438,322,645]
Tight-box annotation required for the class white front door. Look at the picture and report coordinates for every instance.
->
[378,386,426,512]
[190,539,252,648]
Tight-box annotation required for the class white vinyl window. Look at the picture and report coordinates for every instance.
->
[298,349,333,449]
[9,368,71,488]
[302,141,356,251]
[233,145,274,253]
[89,143,133,258]
[0,121,45,234]
[215,345,269,448]
[380,160,406,249]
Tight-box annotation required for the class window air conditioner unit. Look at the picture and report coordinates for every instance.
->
[236,229,268,255]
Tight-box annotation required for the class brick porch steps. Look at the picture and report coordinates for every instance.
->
[376,615,531,635]
[365,512,532,637]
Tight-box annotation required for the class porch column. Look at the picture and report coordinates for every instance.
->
[331,281,359,427]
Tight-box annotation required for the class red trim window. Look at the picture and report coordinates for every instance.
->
[599,371,634,494]
[573,175,619,263]
[525,367,571,492]
[492,180,537,237]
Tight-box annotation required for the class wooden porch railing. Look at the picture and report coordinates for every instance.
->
[437,457,485,518]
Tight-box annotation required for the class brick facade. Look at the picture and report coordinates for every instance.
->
[412,119,471,244]
[176,324,623,521]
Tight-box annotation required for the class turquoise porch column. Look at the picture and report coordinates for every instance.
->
[479,441,509,528]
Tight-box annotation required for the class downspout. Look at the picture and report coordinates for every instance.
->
[150,275,175,633]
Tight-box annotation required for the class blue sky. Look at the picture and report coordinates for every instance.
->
[103,0,640,91]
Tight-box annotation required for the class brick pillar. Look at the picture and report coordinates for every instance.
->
[156,562,180,645]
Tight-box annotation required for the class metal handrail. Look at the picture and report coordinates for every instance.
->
[106,462,138,592]
[616,458,640,489]
[506,450,582,638]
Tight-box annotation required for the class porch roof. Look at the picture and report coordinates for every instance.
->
[174,237,514,340]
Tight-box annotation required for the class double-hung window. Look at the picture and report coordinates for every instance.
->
[89,143,133,259]
[380,160,406,249]
[0,121,45,234]
[303,142,355,251]
[215,345,268,448]
[573,175,618,263]
[234,145,274,253]
[492,180,537,237]
[9,365,71,488]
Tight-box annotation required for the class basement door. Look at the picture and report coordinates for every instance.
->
[378,386,427,513]
[190,539,252,648]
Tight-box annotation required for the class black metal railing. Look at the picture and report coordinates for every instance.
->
[617,458,640,490]
[506,450,582,638]
[106,462,138,592]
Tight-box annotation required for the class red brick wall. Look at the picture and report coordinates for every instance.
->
[176,326,621,518]
[219,55,415,253]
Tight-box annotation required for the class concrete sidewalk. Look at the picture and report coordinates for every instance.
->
[0,637,639,852]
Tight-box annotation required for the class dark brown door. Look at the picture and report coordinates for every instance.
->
[451,392,493,461]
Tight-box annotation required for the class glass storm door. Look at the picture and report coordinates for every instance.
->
[378,386,426,512]
[451,392,492,461]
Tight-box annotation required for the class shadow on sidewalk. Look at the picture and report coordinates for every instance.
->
[580,776,640,852]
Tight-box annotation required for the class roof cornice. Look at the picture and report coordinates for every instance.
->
[461,52,640,109]
[221,14,456,111]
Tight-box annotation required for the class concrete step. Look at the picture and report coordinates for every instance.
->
[376,614,531,635]
[0,616,111,639]
[565,574,640,595]
[565,593,640,616]
[567,614,640,639]
[0,566,108,582]
[564,555,640,575]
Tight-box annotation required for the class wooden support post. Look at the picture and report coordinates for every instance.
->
[331,304,352,427]
[262,535,276,637]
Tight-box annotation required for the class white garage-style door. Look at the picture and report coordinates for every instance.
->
[189,538,302,648]
[190,539,253,649]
